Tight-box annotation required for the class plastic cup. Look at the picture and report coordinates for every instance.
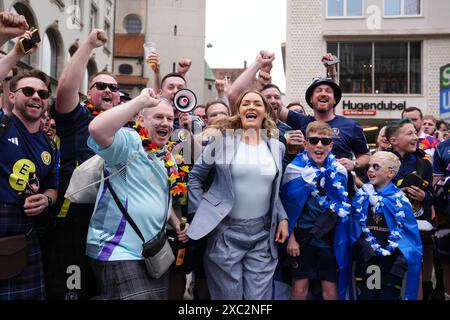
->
[143,42,156,69]
[284,131,304,155]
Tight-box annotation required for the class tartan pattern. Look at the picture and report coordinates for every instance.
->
[0,206,45,300]
[90,258,169,300]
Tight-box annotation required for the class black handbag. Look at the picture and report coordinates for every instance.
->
[106,181,174,279]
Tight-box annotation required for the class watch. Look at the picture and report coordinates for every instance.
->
[46,195,53,208]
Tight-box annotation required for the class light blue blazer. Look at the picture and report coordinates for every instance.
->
[187,133,288,259]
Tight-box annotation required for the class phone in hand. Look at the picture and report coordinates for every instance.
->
[18,28,41,54]
[324,55,340,66]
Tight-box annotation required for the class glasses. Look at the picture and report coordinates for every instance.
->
[307,137,332,146]
[50,124,56,129]
[90,82,119,92]
[368,163,393,172]
[14,87,50,99]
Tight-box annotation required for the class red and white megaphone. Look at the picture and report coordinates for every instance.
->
[173,89,197,113]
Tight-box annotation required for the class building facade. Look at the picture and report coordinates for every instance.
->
[286,0,450,143]
[114,0,206,102]
[0,0,115,95]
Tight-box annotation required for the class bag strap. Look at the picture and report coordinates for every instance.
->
[106,180,166,244]
[106,180,146,243]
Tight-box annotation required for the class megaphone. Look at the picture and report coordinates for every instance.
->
[173,89,197,113]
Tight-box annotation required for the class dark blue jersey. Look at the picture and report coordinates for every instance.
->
[0,114,58,204]
[433,139,450,177]
[287,111,369,159]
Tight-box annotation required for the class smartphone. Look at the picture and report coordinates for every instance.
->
[19,28,41,54]
[325,55,340,66]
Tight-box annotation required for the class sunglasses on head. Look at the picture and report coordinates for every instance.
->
[307,137,333,146]
[90,82,119,92]
[14,87,50,99]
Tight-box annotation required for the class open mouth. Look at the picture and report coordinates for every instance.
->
[102,96,113,103]
[27,103,41,110]
[156,129,169,138]
[318,98,328,104]
[368,173,377,179]
[314,151,324,156]
[245,113,258,120]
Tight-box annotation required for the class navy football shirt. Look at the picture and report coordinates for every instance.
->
[0,114,58,204]
[287,111,369,159]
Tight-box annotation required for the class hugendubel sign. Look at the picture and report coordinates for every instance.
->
[342,100,406,116]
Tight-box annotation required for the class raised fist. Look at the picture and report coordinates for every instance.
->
[88,29,107,48]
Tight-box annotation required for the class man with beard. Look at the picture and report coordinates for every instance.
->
[44,29,121,300]
[0,70,57,299]
[278,77,370,189]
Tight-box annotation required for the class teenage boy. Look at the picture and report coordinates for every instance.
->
[281,121,351,300]
[385,118,434,299]
[350,151,422,300]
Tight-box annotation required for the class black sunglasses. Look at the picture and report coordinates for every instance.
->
[307,137,333,146]
[90,82,119,92]
[14,87,50,99]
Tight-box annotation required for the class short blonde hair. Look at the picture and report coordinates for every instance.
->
[423,115,436,123]
[371,151,401,176]
[306,121,333,138]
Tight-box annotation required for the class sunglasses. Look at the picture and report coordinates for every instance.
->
[307,137,333,146]
[368,163,392,172]
[90,82,119,92]
[14,87,50,99]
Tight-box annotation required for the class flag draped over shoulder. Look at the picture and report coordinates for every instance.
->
[350,183,423,300]
[280,151,351,299]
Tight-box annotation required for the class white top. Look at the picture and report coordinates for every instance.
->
[228,141,277,220]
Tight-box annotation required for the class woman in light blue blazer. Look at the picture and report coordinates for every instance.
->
[186,90,289,300]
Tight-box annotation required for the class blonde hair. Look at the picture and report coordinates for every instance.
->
[306,121,333,138]
[423,115,436,123]
[371,151,401,176]
[209,90,277,137]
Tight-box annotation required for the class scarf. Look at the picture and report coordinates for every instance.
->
[351,182,423,300]
[280,151,351,299]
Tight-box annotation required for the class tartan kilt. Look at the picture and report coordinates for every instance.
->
[90,258,169,300]
[0,205,45,300]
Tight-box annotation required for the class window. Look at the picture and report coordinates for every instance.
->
[174,25,177,36]
[327,0,363,17]
[90,4,98,32]
[42,30,61,78]
[104,20,111,52]
[119,64,133,75]
[384,0,421,16]
[124,14,142,34]
[327,41,422,94]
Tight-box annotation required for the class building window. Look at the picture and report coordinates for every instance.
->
[119,64,133,75]
[384,0,421,16]
[327,41,421,94]
[124,14,142,34]
[327,0,363,17]
[174,25,177,36]
[90,4,98,32]
[42,30,61,78]
[104,20,111,52]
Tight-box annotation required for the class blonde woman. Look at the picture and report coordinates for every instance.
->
[186,90,289,300]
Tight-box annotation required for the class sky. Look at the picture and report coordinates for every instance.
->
[205,0,287,92]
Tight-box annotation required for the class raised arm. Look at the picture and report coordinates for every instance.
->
[55,29,107,114]
[0,30,37,81]
[0,12,28,46]
[89,88,160,148]
[228,50,274,113]
[176,58,192,78]
[322,53,338,85]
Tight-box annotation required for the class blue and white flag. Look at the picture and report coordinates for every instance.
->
[280,151,351,299]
